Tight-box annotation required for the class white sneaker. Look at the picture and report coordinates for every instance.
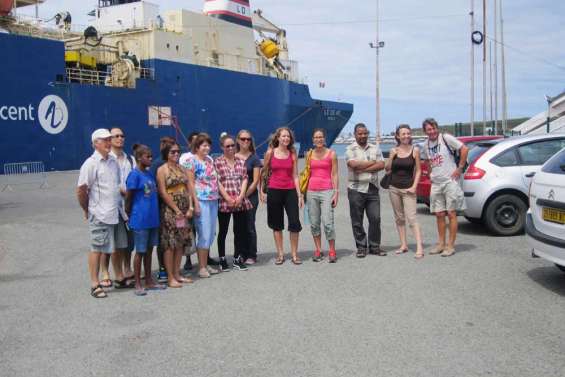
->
[206,265,220,275]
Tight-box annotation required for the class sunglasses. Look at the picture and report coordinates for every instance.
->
[169,150,181,154]
[112,134,125,139]
[224,144,236,149]
[239,137,252,142]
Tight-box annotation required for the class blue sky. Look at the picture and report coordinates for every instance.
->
[20,0,565,134]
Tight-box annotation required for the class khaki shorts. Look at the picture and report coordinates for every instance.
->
[89,216,116,254]
[430,180,466,214]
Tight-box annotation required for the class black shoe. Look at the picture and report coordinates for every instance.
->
[233,258,248,271]
[368,247,387,256]
[219,258,231,272]
[183,257,192,272]
[356,249,367,258]
[207,257,220,266]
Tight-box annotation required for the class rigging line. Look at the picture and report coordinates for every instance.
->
[280,14,468,27]
[484,35,565,71]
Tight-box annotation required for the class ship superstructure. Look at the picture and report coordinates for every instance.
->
[0,0,353,171]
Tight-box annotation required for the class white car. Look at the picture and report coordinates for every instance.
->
[527,147,565,272]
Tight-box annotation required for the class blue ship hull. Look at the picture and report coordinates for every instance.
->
[0,32,353,171]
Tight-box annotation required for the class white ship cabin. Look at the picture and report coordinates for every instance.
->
[89,0,300,82]
[512,91,565,135]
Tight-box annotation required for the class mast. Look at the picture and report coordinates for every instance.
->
[470,0,475,136]
[375,0,382,144]
[500,0,508,133]
[482,0,487,135]
[493,0,498,134]
[489,41,494,134]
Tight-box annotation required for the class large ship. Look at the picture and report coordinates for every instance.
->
[0,0,353,171]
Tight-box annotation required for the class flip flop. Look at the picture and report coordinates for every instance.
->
[415,252,425,259]
[99,279,113,288]
[114,278,135,289]
[395,248,409,255]
[274,255,285,265]
[145,284,167,291]
[291,256,302,265]
[134,288,147,296]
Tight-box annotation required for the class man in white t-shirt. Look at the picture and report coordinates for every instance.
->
[77,129,121,298]
[421,118,469,257]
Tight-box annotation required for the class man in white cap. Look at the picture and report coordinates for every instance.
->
[77,129,121,298]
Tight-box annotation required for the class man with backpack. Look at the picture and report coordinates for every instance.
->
[421,118,469,257]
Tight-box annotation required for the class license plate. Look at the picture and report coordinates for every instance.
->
[542,207,565,225]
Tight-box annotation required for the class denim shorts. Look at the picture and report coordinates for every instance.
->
[133,227,159,254]
[89,216,115,254]
[194,200,218,249]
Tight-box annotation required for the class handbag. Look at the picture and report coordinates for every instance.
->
[380,173,392,189]
[299,149,313,194]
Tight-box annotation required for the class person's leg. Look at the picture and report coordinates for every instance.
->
[307,191,323,259]
[245,195,259,262]
[110,250,124,282]
[284,190,302,263]
[233,211,247,261]
[389,187,408,252]
[446,210,458,250]
[268,189,286,262]
[366,184,383,255]
[143,228,159,287]
[173,247,184,281]
[122,224,134,278]
[434,212,447,252]
[133,252,144,291]
[164,247,181,287]
[320,190,337,261]
[88,252,102,288]
[402,192,424,256]
[347,188,367,255]
[217,211,231,259]
[429,183,448,254]
[100,253,111,286]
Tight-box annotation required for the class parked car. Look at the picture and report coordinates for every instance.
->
[462,134,565,236]
[416,135,504,206]
[526,147,565,272]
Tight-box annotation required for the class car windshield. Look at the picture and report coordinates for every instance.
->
[541,147,565,175]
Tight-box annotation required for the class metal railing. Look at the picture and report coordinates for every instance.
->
[1,161,48,192]
[64,66,155,86]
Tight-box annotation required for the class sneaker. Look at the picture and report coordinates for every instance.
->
[233,258,248,271]
[219,258,231,272]
[368,247,387,256]
[312,250,322,262]
[356,249,367,258]
[244,258,256,265]
[157,269,168,283]
[206,265,220,275]
[207,257,220,266]
[328,250,337,263]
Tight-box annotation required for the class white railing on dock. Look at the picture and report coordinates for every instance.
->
[1,161,48,192]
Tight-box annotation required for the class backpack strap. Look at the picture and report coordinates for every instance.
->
[441,133,457,158]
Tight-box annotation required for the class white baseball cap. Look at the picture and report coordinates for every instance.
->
[91,129,112,142]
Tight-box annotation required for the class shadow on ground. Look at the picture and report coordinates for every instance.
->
[527,266,565,297]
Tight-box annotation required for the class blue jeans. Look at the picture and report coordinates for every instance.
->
[306,190,336,240]
[194,200,218,249]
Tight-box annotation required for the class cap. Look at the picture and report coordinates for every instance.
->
[91,129,112,142]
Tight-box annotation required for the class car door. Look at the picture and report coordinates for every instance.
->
[517,138,565,188]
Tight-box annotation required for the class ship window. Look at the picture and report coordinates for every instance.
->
[176,45,179,52]
[166,43,170,49]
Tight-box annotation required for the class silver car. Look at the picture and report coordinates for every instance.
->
[462,134,565,236]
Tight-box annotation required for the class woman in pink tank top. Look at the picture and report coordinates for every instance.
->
[259,127,303,265]
[306,128,339,263]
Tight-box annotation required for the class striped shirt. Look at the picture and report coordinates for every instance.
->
[345,142,383,193]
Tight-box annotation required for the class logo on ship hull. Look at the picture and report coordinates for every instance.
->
[38,95,68,135]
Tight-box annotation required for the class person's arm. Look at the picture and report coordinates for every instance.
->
[186,165,201,216]
[218,181,235,206]
[246,160,261,197]
[124,190,133,217]
[182,167,194,219]
[408,148,422,194]
[259,149,272,203]
[331,150,339,208]
[445,134,469,179]
[157,166,182,217]
[292,152,304,208]
[77,185,89,219]
[236,178,248,207]
[385,147,397,173]
[363,160,385,172]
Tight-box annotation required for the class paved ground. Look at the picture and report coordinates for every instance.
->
[1,161,565,377]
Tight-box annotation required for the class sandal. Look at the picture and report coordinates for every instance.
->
[114,278,135,289]
[312,250,322,262]
[99,278,113,288]
[134,288,147,296]
[291,255,302,265]
[145,284,167,291]
[415,252,425,259]
[178,277,194,284]
[274,254,285,265]
[395,248,409,255]
[429,245,445,255]
[91,285,107,298]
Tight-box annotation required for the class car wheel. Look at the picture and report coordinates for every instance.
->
[556,264,565,273]
[484,194,527,236]
[464,216,482,224]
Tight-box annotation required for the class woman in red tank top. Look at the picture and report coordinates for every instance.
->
[259,127,303,265]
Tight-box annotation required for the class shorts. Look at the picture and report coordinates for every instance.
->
[114,214,133,251]
[89,216,116,254]
[267,188,302,232]
[194,200,218,249]
[430,180,466,213]
[133,228,159,254]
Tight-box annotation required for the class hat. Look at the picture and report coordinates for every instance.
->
[91,129,112,142]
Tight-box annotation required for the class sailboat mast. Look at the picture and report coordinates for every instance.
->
[470,0,475,136]
[500,0,508,133]
[493,0,498,133]
[482,0,487,135]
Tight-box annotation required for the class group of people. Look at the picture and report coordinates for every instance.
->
[78,118,468,299]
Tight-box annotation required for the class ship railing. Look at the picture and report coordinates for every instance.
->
[1,161,48,192]
[64,67,155,85]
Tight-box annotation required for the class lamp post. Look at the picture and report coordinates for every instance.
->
[545,95,553,133]
[369,0,385,144]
